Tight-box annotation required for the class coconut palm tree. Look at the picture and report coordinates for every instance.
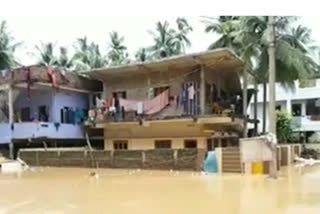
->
[107,31,130,65]
[148,18,193,59]
[73,36,107,71]
[0,20,20,70]
[57,47,74,70]
[173,17,193,53]
[135,48,150,62]
[203,16,241,50]
[148,21,176,58]
[204,16,318,134]
[35,42,58,66]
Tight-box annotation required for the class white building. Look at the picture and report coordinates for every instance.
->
[247,79,320,141]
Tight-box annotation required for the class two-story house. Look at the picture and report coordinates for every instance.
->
[247,78,320,142]
[88,48,246,151]
[0,65,102,157]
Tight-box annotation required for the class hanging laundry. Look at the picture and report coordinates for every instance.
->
[144,89,169,115]
[119,89,169,115]
[106,98,113,108]
[119,99,139,112]
[23,67,32,98]
[46,66,57,88]
[188,84,195,100]
[137,102,143,115]
[96,97,106,108]
[54,122,60,131]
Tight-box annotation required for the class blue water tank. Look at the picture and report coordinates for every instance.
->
[203,151,218,173]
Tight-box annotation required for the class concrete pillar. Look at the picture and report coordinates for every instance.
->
[286,99,292,115]
[301,101,306,116]
[89,93,94,109]
[200,66,206,115]
[8,85,14,159]
[102,83,108,100]
[242,69,248,137]
[215,147,223,174]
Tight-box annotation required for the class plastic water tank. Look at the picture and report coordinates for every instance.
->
[203,151,218,173]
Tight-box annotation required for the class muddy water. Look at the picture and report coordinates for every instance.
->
[1,165,320,214]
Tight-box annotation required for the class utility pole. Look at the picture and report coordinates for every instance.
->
[8,84,14,159]
[268,16,277,179]
[268,16,276,135]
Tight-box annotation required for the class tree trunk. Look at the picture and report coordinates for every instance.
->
[262,82,267,133]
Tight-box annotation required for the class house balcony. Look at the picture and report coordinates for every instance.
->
[0,122,85,144]
[292,115,320,132]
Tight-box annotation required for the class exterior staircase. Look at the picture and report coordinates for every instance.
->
[221,147,242,173]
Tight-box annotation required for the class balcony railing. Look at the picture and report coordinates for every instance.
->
[0,122,85,144]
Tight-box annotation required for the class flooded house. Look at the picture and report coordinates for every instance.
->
[88,48,247,151]
[0,65,102,158]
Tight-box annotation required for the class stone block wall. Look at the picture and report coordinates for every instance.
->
[18,148,207,171]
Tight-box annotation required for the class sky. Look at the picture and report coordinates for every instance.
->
[0,16,319,65]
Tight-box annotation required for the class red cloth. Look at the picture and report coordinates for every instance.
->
[144,89,169,115]
[23,67,32,98]
[119,89,169,115]
[47,66,57,88]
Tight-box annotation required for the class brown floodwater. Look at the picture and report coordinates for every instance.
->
[1,165,320,214]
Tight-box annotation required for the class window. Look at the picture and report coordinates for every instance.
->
[207,139,213,151]
[213,138,219,148]
[113,91,126,99]
[292,103,302,116]
[113,140,128,150]
[221,138,228,147]
[184,140,197,148]
[153,86,169,97]
[306,99,320,116]
[21,107,30,121]
[38,105,49,122]
[276,105,281,111]
[155,140,171,149]
[60,107,74,124]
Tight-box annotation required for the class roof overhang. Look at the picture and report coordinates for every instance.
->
[87,48,244,81]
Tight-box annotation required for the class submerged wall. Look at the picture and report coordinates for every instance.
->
[18,148,207,171]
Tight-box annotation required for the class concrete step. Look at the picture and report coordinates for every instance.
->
[222,160,241,165]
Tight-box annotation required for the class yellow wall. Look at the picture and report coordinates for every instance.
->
[105,137,207,151]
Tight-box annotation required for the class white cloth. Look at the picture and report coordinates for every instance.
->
[188,85,195,100]
[137,102,143,115]
[96,97,105,108]
[148,88,154,99]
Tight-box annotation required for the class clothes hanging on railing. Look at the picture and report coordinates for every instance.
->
[188,84,195,100]
[46,66,57,88]
[144,89,169,115]
[23,67,32,98]
[119,89,169,115]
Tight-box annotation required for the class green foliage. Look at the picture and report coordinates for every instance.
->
[35,42,58,66]
[148,17,193,59]
[309,132,320,144]
[72,36,108,72]
[203,16,319,88]
[0,21,21,70]
[276,111,294,143]
[107,31,130,65]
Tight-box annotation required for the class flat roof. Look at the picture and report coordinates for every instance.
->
[88,48,244,81]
